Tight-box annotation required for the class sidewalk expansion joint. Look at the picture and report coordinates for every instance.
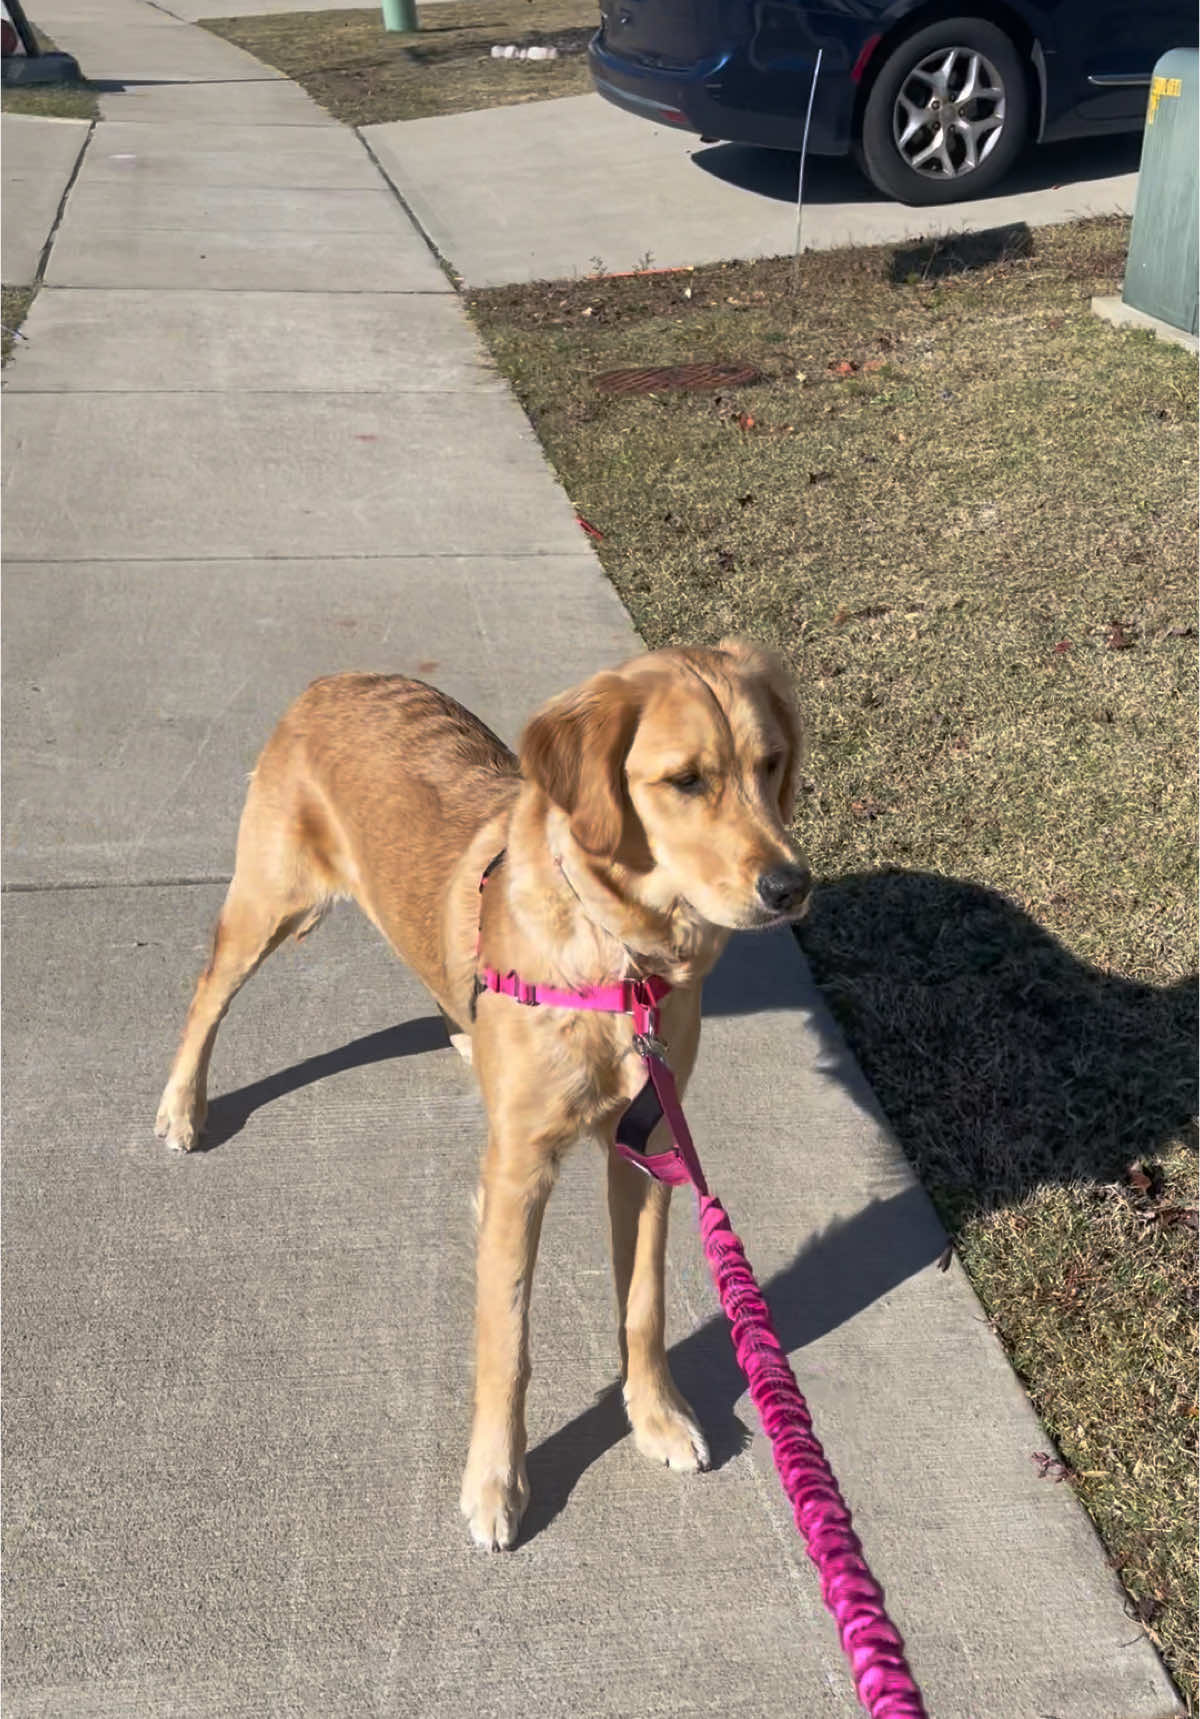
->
[355,129,463,293]
[34,116,97,290]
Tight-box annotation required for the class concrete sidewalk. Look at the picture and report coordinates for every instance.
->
[363,93,1139,286]
[1,113,91,287]
[0,5,1181,1717]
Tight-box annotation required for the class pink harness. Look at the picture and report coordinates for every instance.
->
[475,855,927,1718]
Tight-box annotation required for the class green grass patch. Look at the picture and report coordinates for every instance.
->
[2,286,35,364]
[201,0,597,126]
[469,217,1199,1703]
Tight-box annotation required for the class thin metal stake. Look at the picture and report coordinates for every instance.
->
[792,48,824,291]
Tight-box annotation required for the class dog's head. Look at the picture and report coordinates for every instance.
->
[519,639,811,932]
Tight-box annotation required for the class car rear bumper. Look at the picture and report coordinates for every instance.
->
[588,28,859,156]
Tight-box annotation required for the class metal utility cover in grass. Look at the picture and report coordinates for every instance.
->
[595,362,761,395]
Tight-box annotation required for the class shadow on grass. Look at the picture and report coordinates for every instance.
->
[888,220,1033,281]
[795,869,1197,1207]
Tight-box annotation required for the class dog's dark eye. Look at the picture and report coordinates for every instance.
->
[761,754,784,775]
[669,772,705,795]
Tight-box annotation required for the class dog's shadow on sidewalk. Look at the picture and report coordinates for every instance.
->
[199,1016,448,1150]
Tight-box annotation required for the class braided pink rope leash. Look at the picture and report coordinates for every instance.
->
[696,1193,927,1719]
[612,1040,927,1717]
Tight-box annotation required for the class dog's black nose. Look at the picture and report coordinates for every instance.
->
[756,864,812,915]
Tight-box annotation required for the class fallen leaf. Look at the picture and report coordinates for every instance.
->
[736,412,756,430]
[862,357,886,373]
[1106,619,1133,650]
[1053,639,1073,654]
[829,359,858,377]
[1126,1162,1153,1193]
[577,515,605,541]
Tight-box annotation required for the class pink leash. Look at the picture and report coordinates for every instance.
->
[475,859,927,1718]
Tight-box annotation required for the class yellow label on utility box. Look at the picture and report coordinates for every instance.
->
[1148,75,1182,124]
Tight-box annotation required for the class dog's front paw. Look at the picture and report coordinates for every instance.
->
[154,1085,205,1153]
[460,1461,529,1551]
[626,1385,710,1473]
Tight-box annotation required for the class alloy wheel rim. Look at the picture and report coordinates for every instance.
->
[893,46,1007,178]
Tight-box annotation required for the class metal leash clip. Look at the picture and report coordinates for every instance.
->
[632,1031,669,1062]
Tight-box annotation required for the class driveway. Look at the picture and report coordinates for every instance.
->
[364,91,1139,285]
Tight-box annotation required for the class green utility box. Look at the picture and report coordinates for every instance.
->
[1123,48,1198,337]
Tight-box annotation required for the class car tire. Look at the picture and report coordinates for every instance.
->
[855,17,1030,206]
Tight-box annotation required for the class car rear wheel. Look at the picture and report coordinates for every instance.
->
[855,17,1030,205]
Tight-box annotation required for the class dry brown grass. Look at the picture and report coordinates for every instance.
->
[469,217,1199,1702]
[202,0,597,126]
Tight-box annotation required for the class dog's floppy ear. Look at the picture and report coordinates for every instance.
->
[719,636,806,821]
[520,672,640,858]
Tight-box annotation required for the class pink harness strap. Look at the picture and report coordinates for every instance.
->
[473,856,927,1717]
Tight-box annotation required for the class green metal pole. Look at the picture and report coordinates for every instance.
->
[381,0,418,31]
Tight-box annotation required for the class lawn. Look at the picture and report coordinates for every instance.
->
[202,0,597,126]
[469,217,1199,1703]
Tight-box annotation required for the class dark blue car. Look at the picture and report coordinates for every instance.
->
[589,1,1198,204]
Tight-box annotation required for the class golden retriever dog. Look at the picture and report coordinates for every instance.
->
[155,639,812,1550]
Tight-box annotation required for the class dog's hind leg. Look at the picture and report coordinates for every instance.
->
[155,775,332,1151]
